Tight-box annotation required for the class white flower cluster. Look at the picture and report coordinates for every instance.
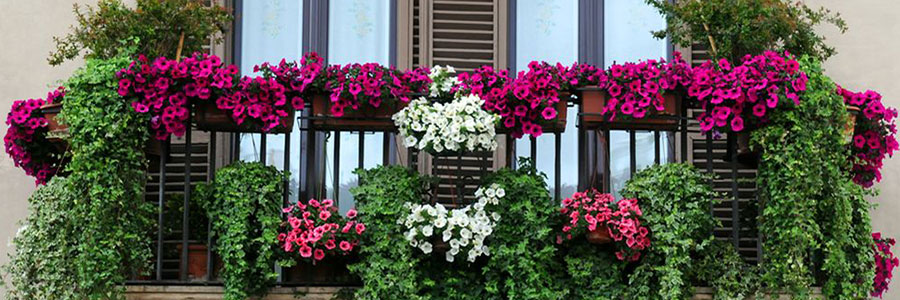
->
[393,94,499,154]
[428,65,460,99]
[400,184,506,263]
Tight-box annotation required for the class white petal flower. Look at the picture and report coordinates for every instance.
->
[445,251,455,262]
[420,242,433,254]
[422,225,433,237]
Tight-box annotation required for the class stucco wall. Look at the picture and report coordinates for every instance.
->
[0,0,899,299]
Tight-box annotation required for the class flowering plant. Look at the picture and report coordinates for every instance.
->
[559,189,650,262]
[249,52,326,113]
[500,61,571,138]
[117,53,237,139]
[323,62,424,116]
[278,198,364,262]
[836,86,899,187]
[393,94,499,154]
[426,65,460,100]
[400,184,504,263]
[4,87,67,185]
[689,51,808,133]
[601,54,692,121]
[873,232,899,298]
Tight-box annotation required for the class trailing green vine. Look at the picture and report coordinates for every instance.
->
[59,54,155,298]
[562,244,626,299]
[196,161,285,300]
[755,56,873,298]
[620,163,720,299]
[3,177,81,299]
[349,166,433,299]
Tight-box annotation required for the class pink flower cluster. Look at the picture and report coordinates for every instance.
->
[278,198,365,261]
[322,62,430,117]
[836,86,899,188]
[4,87,66,185]
[690,51,808,133]
[873,232,899,298]
[558,189,650,262]
[248,52,326,114]
[602,53,694,121]
[117,53,237,140]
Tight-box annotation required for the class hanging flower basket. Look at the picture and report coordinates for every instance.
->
[193,101,295,133]
[585,225,613,244]
[310,94,406,131]
[577,88,680,130]
[39,103,67,144]
[844,105,860,144]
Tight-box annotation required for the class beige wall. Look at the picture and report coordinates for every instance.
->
[1,0,899,298]
[808,1,900,299]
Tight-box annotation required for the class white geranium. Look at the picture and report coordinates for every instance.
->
[399,184,507,262]
[394,94,499,155]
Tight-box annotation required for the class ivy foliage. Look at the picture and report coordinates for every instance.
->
[754,56,873,298]
[561,243,626,300]
[691,240,762,300]
[195,161,285,300]
[620,163,720,299]
[49,0,231,65]
[480,160,566,300]
[3,177,81,299]
[348,165,433,300]
[647,0,847,63]
[58,54,155,299]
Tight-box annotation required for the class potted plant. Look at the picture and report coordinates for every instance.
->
[163,193,213,281]
[400,184,504,263]
[559,189,650,262]
[4,88,68,185]
[393,93,500,156]
[310,60,428,131]
[575,56,691,130]
[836,86,899,187]
[872,232,899,298]
[277,198,364,283]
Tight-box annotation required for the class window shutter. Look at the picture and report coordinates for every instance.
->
[687,42,761,263]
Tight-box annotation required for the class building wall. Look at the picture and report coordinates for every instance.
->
[0,0,898,299]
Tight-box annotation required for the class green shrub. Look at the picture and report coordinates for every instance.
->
[50,0,231,65]
[620,163,719,299]
[562,244,626,300]
[60,53,155,299]
[3,177,81,300]
[196,161,285,300]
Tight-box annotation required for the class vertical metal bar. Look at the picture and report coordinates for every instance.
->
[333,131,340,202]
[260,134,267,164]
[383,132,391,165]
[731,135,740,250]
[359,131,364,171]
[156,139,168,281]
[530,135,537,166]
[507,135,515,168]
[603,128,611,193]
[629,130,636,176]
[680,103,688,163]
[206,132,216,281]
[554,131,561,201]
[654,130,661,164]
[284,131,291,206]
[181,129,191,281]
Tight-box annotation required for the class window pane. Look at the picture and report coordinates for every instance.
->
[239,1,303,203]
[603,1,666,66]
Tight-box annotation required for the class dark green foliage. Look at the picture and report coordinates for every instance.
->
[59,54,155,298]
[348,165,433,300]
[620,163,720,299]
[3,177,82,299]
[692,240,762,299]
[562,244,626,300]
[755,57,873,298]
[480,160,566,300]
[196,161,284,300]
[647,0,846,63]
[49,0,231,65]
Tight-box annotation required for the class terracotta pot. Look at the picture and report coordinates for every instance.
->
[176,244,209,280]
[577,88,680,130]
[845,105,860,144]
[310,94,406,131]
[193,101,294,133]
[40,103,68,143]
[586,225,613,244]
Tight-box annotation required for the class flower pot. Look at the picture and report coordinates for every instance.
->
[193,101,294,133]
[496,97,569,134]
[39,103,68,144]
[283,255,359,284]
[310,94,407,131]
[734,130,760,167]
[176,244,209,281]
[577,88,680,130]
[586,225,613,244]
[845,105,860,144]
